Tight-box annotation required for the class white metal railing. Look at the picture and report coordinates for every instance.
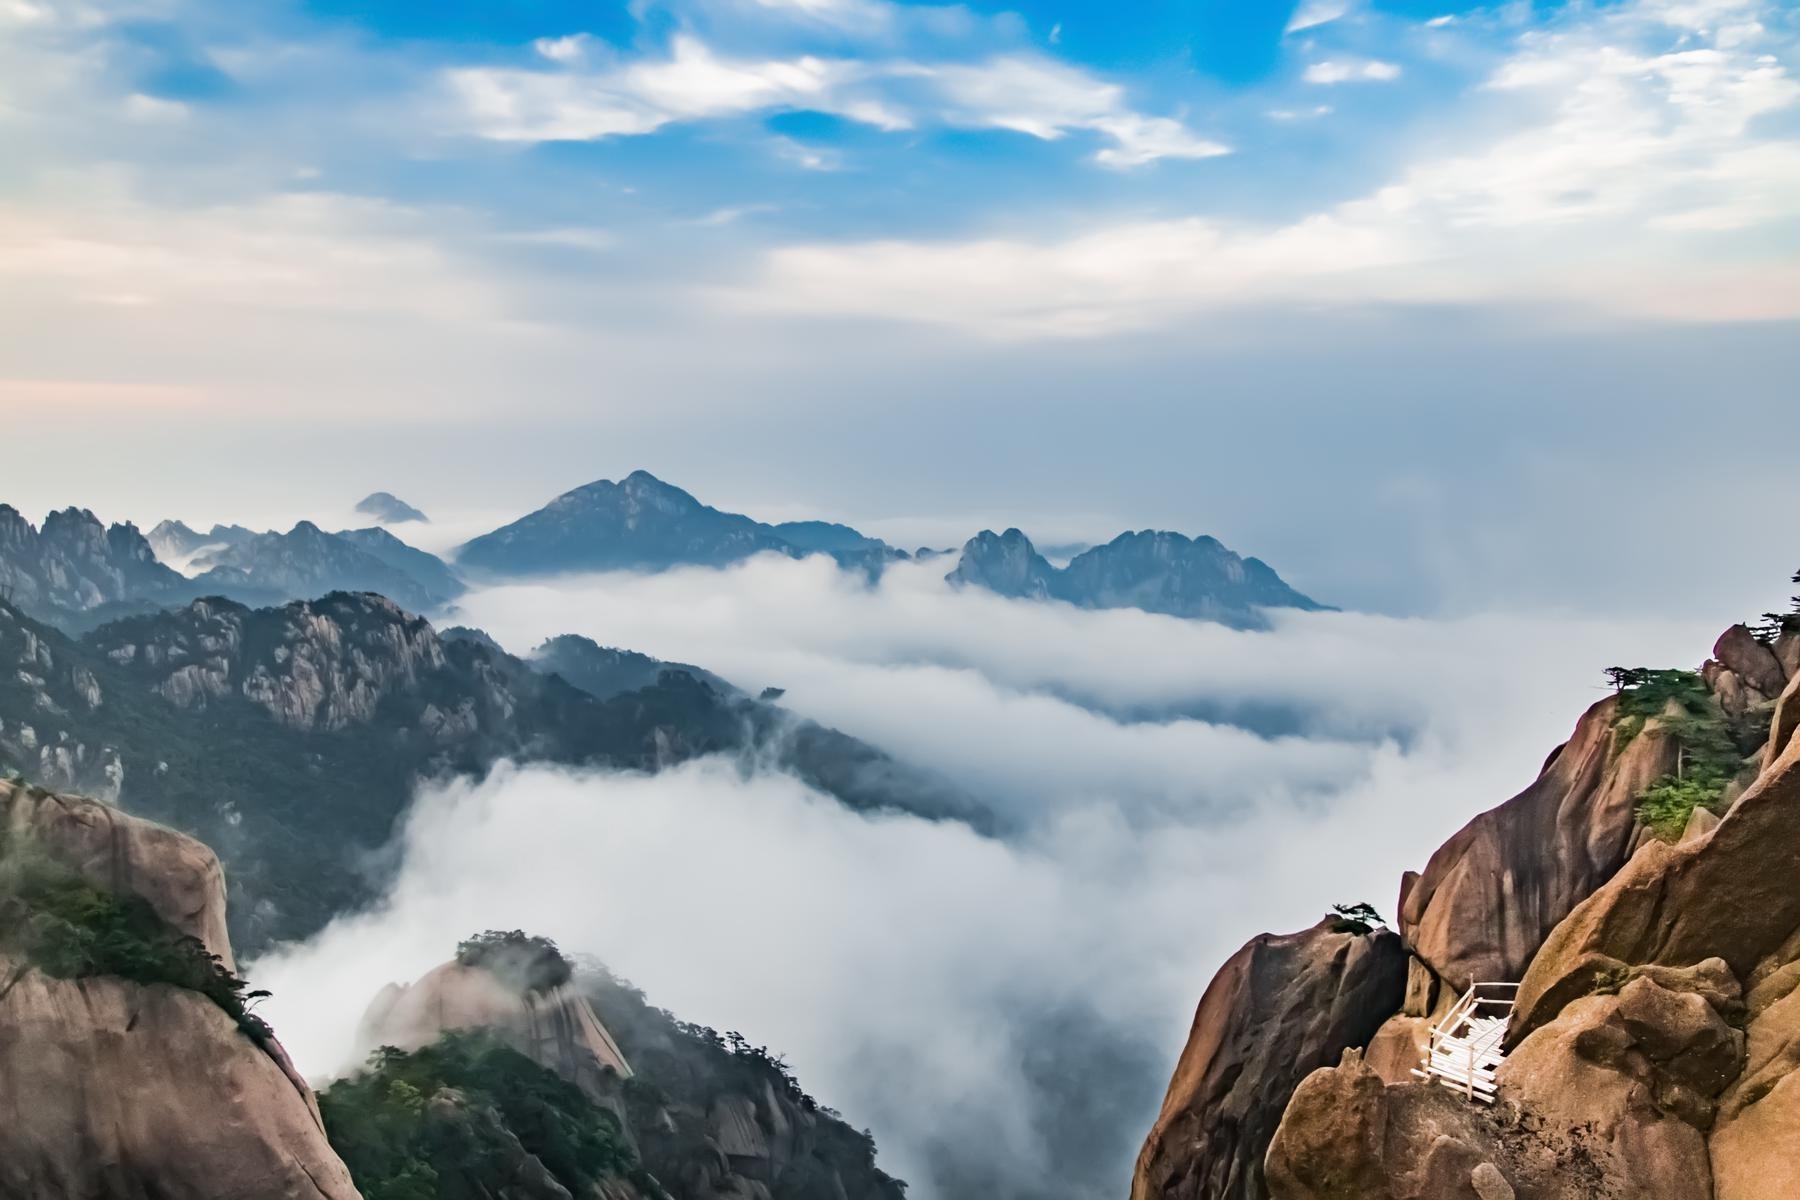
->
[1411,981,1518,1104]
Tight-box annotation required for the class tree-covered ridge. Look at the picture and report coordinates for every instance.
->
[319,1031,648,1200]
[0,809,270,1040]
[0,594,982,952]
[582,963,909,1200]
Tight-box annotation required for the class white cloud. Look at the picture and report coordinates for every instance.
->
[1304,56,1403,83]
[738,0,1800,335]
[924,56,1229,166]
[445,41,1223,166]
[1287,0,1353,34]
[532,34,592,63]
[253,557,1719,1199]
[447,36,888,141]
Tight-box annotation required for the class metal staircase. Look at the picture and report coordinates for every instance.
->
[1411,981,1518,1104]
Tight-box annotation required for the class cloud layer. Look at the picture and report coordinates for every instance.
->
[253,556,1722,1199]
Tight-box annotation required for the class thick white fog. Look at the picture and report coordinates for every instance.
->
[253,555,1720,1199]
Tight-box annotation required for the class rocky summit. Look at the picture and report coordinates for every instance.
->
[1132,619,1800,1200]
[456,469,905,576]
[0,505,187,626]
[947,526,1324,626]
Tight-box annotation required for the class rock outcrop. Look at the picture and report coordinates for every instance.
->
[946,528,1059,600]
[0,781,359,1200]
[2,780,232,968]
[1512,732,1800,1042]
[1221,611,1800,1200]
[356,960,633,1098]
[1130,921,1406,1200]
[1398,695,1679,1006]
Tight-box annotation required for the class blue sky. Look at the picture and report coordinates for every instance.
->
[0,0,1797,613]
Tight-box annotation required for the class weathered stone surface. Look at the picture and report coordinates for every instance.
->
[1401,696,1676,997]
[1765,668,1800,773]
[1713,624,1786,698]
[0,955,360,1200]
[0,779,232,968]
[1500,987,1724,1159]
[356,960,633,1098]
[1613,976,1744,1098]
[1678,804,1719,844]
[1514,735,1800,1042]
[1264,1045,1689,1200]
[0,782,357,1200]
[1130,922,1406,1200]
[1774,632,1800,683]
[1711,969,1800,1200]
[1366,1014,1434,1087]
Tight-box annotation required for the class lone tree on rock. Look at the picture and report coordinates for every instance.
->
[1328,902,1386,935]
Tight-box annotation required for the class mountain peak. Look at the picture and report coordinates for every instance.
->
[353,492,429,524]
[946,524,1323,625]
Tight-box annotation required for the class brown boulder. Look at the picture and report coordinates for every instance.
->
[0,780,233,968]
[1713,624,1786,698]
[1366,1014,1434,1086]
[1513,734,1800,1042]
[1401,697,1676,998]
[1130,922,1406,1200]
[1493,992,1713,1194]
[1265,1045,1675,1200]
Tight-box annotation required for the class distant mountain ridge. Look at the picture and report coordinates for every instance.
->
[948,527,1325,626]
[457,471,906,577]
[150,518,464,614]
[0,505,187,626]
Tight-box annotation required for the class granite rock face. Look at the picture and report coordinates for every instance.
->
[0,505,186,622]
[1399,695,1679,1003]
[0,781,359,1200]
[1129,921,1406,1200]
[945,528,1058,600]
[355,960,633,1098]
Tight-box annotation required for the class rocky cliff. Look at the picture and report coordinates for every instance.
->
[1134,616,1800,1200]
[0,506,186,627]
[0,779,359,1200]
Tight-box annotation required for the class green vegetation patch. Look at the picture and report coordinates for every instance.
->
[319,1030,640,1200]
[0,819,269,1040]
[455,929,573,994]
[1604,667,1748,841]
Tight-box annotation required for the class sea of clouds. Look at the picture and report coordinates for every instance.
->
[252,554,1721,1199]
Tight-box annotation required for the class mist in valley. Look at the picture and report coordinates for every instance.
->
[253,554,1720,1199]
